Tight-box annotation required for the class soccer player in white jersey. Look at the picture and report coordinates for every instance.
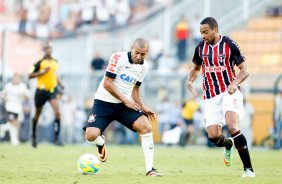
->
[83,38,162,177]
[0,74,29,145]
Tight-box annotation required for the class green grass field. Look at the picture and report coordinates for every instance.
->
[0,143,281,184]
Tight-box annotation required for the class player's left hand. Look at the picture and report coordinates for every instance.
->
[142,106,157,123]
[227,83,237,95]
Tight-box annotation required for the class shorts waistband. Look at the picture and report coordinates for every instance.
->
[94,99,123,106]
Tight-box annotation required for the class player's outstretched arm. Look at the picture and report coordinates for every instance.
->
[186,64,201,96]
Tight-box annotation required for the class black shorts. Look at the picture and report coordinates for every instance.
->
[34,87,59,107]
[83,99,145,133]
[6,111,19,121]
[184,119,193,126]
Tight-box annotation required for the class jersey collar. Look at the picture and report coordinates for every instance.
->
[209,35,222,48]
[127,52,144,65]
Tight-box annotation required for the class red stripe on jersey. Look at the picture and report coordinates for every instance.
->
[224,43,233,83]
[213,45,226,93]
[203,43,216,97]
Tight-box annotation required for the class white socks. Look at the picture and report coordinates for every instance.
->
[9,125,19,145]
[86,135,105,146]
[140,132,154,172]
[0,122,19,145]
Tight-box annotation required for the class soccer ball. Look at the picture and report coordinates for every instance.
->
[77,153,100,175]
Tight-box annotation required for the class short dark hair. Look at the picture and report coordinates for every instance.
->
[200,17,218,30]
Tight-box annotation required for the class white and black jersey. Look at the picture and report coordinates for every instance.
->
[94,52,149,103]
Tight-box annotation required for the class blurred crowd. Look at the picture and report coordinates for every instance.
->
[0,0,169,39]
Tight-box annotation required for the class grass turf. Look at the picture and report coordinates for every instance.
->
[0,143,281,184]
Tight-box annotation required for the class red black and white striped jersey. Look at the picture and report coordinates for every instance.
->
[192,36,245,99]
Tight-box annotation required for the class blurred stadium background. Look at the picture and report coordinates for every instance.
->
[0,0,282,149]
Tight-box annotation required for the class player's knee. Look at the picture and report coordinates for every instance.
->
[55,111,61,119]
[85,128,100,142]
[209,136,220,144]
[136,123,152,134]
[141,123,152,134]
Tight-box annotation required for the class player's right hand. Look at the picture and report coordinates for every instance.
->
[186,81,198,96]
[124,99,141,112]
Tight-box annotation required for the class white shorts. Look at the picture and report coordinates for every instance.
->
[203,90,244,128]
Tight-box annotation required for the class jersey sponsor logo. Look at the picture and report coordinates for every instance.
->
[88,114,96,123]
[108,53,121,72]
[120,74,137,84]
[204,66,227,73]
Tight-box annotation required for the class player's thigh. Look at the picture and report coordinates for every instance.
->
[49,98,60,112]
[84,100,117,134]
[116,107,149,133]
[34,89,48,108]
[204,98,225,128]
[222,90,243,125]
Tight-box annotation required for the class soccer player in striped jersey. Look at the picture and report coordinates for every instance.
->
[186,17,255,177]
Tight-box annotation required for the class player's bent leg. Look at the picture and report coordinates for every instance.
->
[85,127,108,162]
[207,125,233,166]
[133,116,162,177]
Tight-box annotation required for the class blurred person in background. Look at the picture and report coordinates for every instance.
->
[155,96,171,139]
[83,38,162,177]
[186,17,255,177]
[179,95,199,146]
[60,94,76,144]
[273,89,282,149]
[175,15,189,63]
[28,42,65,148]
[0,73,29,146]
[90,52,106,71]
[191,13,202,45]
[240,98,254,149]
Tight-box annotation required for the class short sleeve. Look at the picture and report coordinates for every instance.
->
[192,45,202,65]
[29,60,41,73]
[105,52,123,79]
[229,40,246,66]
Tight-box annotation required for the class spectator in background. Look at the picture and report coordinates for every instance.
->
[156,96,172,138]
[191,13,202,45]
[0,74,29,146]
[175,15,189,63]
[149,35,163,70]
[73,106,87,143]
[96,0,111,25]
[266,4,282,17]
[240,98,254,149]
[157,53,177,73]
[18,8,28,34]
[80,0,96,26]
[19,97,32,142]
[273,89,282,149]
[90,52,106,71]
[179,95,199,146]
[115,0,131,27]
[60,94,77,144]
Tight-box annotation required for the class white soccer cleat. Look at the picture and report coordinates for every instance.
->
[242,169,255,178]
